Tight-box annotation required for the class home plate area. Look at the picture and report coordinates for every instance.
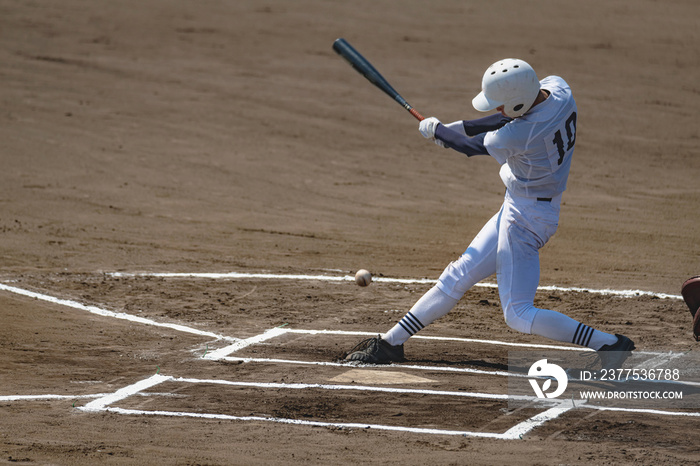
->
[75,326,577,439]
[329,369,435,384]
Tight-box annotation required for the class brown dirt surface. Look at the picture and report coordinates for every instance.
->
[1,0,700,464]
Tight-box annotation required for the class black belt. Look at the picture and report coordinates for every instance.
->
[537,197,552,202]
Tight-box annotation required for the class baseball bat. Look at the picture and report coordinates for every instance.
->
[332,38,424,121]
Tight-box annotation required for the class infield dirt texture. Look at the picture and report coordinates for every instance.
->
[1,1,699,464]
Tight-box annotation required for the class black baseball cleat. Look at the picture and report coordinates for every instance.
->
[597,334,636,370]
[344,335,404,364]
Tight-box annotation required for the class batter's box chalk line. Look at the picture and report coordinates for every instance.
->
[77,373,574,440]
[0,282,240,343]
[107,271,683,300]
[76,372,700,440]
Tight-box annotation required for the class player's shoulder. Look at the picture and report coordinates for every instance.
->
[484,116,524,149]
[541,76,572,95]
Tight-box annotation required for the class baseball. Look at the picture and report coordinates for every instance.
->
[354,269,372,287]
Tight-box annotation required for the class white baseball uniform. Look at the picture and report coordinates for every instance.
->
[383,76,618,350]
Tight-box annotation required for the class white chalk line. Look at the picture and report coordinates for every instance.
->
[82,374,171,411]
[173,376,521,401]
[281,328,591,352]
[590,405,700,417]
[229,328,668,361]
[222,354,700,389]
[0,392,183,402]
[77,374,570,439]
[202,327,288,360]
[0,283,238,343]
[100,406,548,439]
[211,327,602,366]
[0,393,110,402]
[107,271,683,300]
[108,271,437,285]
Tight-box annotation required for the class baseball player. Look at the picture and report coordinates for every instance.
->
[346,58,635,370]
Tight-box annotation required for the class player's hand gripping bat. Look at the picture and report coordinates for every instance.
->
[332,38,425,121]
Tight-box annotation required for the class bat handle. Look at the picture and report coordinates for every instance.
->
[408,107,424,121]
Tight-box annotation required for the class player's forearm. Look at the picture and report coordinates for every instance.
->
[434,125,489,157]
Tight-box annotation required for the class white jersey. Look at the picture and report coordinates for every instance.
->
[484,76,577,198]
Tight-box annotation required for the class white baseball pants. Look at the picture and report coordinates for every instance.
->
[437,190,560,334]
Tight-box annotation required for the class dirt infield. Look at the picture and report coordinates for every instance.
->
[2,0,700,464]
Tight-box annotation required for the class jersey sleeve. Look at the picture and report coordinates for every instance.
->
[483,126,520,165]
[443,120,468,136]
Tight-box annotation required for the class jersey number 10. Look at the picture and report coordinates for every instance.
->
[552,112,577,165]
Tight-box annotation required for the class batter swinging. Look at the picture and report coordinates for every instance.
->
[345,58,635,370]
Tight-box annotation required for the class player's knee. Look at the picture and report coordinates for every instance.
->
[436,263,467,300]
[436,255,485,300]
[502,302,536,334]
[436,279,465,301]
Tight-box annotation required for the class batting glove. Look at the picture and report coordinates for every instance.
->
[419,117,441,139]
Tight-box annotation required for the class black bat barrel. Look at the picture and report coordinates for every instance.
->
[332,38,406,106]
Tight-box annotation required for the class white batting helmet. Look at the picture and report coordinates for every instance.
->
[472,59,540,118]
